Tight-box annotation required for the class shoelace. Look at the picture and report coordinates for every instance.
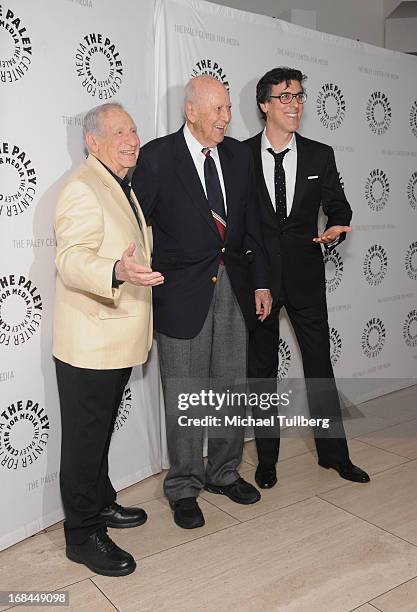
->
[95,529,116,553]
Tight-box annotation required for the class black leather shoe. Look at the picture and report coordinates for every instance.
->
[319,460,371,483]
[205,477,261,504]
[255,465,277,489]
[66,530,136,576]
[169,497,205,529]
[99,502,147,528]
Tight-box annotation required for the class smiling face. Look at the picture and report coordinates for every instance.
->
[185,77,231,148]
[86,107,140,178]
[260,79,304,138]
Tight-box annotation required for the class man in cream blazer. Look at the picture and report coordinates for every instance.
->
[53,102,163,577]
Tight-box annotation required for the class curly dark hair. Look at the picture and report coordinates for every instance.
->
[256,67,307,120]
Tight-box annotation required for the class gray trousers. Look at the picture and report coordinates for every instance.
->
[157,266,248,502]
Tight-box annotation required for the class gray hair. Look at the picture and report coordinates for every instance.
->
[82,102,124,141]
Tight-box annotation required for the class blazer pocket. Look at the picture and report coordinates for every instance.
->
[307,175,319,180]
[98,300,140,319]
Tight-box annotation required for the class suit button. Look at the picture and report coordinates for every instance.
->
[211,276,217,283]
[221,247,225,253]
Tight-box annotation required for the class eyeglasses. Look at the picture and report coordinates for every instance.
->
[269,92,307,104]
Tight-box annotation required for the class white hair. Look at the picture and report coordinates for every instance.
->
[82,102,124,141]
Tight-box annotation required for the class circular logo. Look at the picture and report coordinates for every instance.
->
[403,309,417,348]
[0,6,32,84]
[405,241,417,281]
[190,59,229,90]
[0,274,42,348]
[316,83,346,130]
[0,399,49,470]
[361,317,386,358]
[113,386,132,432]
[410,100,417,138]
[366,91,392,135]
[363,244,388,286]
[75,33,123,99]
[330,327,342,366]
[277,338,291,381]
[365,169,390,212]
[407,172,417,211]
[0,143,37,218]
[338,171,345,191]
[324,250,344,293]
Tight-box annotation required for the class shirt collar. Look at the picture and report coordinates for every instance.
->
[183,123,219,161]
[96,157,129,186]
[261,129,296,154]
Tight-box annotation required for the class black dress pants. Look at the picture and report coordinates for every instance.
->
[248,292,349,468]
[55,358,131,545]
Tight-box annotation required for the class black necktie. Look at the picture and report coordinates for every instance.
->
[121,177,141,228]
[267,147,289,225]
[202,148,227,237]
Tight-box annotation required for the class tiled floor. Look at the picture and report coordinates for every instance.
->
[1,385,416,612]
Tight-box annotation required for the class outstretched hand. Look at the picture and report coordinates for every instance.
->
[115,243,164,287]
[313,225,351,245]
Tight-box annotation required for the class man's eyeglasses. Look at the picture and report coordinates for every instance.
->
[269,92,307,104]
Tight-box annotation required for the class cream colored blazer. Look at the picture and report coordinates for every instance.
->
[53,155,152,369]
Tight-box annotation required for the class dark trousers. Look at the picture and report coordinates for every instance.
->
[248,291,349,468]
[55,358,131,545]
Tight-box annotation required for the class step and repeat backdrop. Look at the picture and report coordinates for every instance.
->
[1,0,416,550]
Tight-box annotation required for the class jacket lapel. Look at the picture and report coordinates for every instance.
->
[290,133,308,219]
[173,129,219,238]
[87,155,145,251]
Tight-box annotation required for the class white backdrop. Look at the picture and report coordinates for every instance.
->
[1,0,416,551]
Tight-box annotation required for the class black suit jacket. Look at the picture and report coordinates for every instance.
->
[244,131,352,308]
[132,127,270,338]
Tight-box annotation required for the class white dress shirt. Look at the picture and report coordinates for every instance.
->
[261,130,297,215]
[183,123,227,212]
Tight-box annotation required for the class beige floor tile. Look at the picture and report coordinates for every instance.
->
[3,579,116,612]
[371,577,417,611]
[0,534,93,611]
[45,520,64,533]
[116,474,164,507]
[93,497,417,612]
[357,419,417,459]
[352,605,381,612]
[200,439,402,522]
[358,385,417,426]
[46,497,239,560]
[320,460,417,545]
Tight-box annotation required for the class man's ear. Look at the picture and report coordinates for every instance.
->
[85,132,99,154]
[185,102,196,124]
[259,101,269,116]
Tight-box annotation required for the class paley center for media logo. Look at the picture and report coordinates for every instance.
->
[408,172,417,211]
[366,91,391,135]
[0,5,32,83]
[277,338,291,381]
[361,317,386,359]
[0,399,50,470]
[190,59,229,90]
[405,241,417,281]
[75,32,123,99]
[365,169,390,212]
[316,83,346,130]
[0,142,37,218]
[403,309,417,348]
[0,274,42,347]
[113,386,132,432]
[324,249,343,293]
[363,244,388,286]
[410,100,417,138]
[330,327,342,366]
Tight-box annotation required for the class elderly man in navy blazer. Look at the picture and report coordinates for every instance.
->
[132,75,272,529]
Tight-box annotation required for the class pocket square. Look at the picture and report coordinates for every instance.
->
[308,175,319,179]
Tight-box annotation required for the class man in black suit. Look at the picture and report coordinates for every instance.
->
[245,67,370,489]
[132,75,272,529]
